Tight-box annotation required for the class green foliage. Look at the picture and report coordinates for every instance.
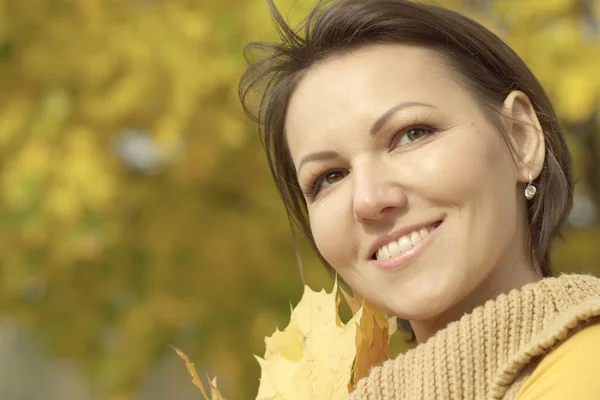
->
[0,0,598,398]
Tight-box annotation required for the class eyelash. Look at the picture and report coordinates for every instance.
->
[390,121,437,148]
[302,121,438,199]
[303,170,347,199]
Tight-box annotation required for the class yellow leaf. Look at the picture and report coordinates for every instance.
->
[207,375,226,400]
[171,345,226,400]
[256,281,362,400]
[340,287,363,315]
[342,290,393,391]
[264,325,304,362]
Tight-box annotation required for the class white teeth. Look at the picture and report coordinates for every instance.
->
[380,246,390,260]
[397,236,412,253]
[375,225,436,261]
[387,240,399,254]
[410,231,422,245]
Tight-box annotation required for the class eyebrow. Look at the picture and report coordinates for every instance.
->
[296,101,436,174]
[370,101,436,136]
[297,150,339,174]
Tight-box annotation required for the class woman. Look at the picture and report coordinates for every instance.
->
[240,0,600,398]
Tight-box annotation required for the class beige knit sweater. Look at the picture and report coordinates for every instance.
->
[350,274,600,400]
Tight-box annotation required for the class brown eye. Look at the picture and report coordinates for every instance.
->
[406,127,429,141]
[310,169,347,197]
[392,125,436,148]
[324,171,344,185]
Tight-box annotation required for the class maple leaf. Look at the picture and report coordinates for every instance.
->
[173,280,395,400]
[256,280,396,399]
[256,280,362,400]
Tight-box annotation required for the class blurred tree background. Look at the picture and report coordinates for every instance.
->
[0,0,598,398]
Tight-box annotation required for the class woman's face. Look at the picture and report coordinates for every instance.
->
[285,44,536,334]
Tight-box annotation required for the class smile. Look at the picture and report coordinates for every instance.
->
[371,220,443,271]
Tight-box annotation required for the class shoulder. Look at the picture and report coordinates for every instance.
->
[516,322,600,399]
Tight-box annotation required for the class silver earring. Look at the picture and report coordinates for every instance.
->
[524,173,537,200]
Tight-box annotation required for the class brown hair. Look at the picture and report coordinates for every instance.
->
[239,0,574,279]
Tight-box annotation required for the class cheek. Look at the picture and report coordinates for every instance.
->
[308,195,354,268]
[421,130,519,262]
[416,130,511,202]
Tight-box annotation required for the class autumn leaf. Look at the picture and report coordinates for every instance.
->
[171,345,226,400]
[172,281,394,399]
[208,376,225,400]
[341,289,394,391]
[255,280,396,399]
[256,280,363,400]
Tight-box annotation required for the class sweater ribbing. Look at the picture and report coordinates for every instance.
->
[350,274,600,399]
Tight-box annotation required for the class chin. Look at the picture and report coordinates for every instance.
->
[386,279,460,322]
[391,300,449,322]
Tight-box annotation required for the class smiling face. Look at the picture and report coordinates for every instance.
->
[285,44,542,340]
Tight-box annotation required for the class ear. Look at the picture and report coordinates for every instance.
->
[502,90,545,183]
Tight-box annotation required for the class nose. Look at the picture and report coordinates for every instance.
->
[352,164,407,223]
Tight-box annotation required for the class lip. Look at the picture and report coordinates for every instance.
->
[367,219,443,258]
[369,219,443,272]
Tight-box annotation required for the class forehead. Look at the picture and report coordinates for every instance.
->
[284,44,467,155]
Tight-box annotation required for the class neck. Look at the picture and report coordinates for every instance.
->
[411,260,541,343]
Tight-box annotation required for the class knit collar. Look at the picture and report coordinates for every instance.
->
[351,274,600,400]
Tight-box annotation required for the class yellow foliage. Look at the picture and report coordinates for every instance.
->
[341,290,393,390]
[554,57,600,122]
[0,96,33,147]
[253,281,394,399]
[256,281,361,399]
[496,0,577,20]
[0,0,597,399]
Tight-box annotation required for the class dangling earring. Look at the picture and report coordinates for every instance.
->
[524,173,537,200]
